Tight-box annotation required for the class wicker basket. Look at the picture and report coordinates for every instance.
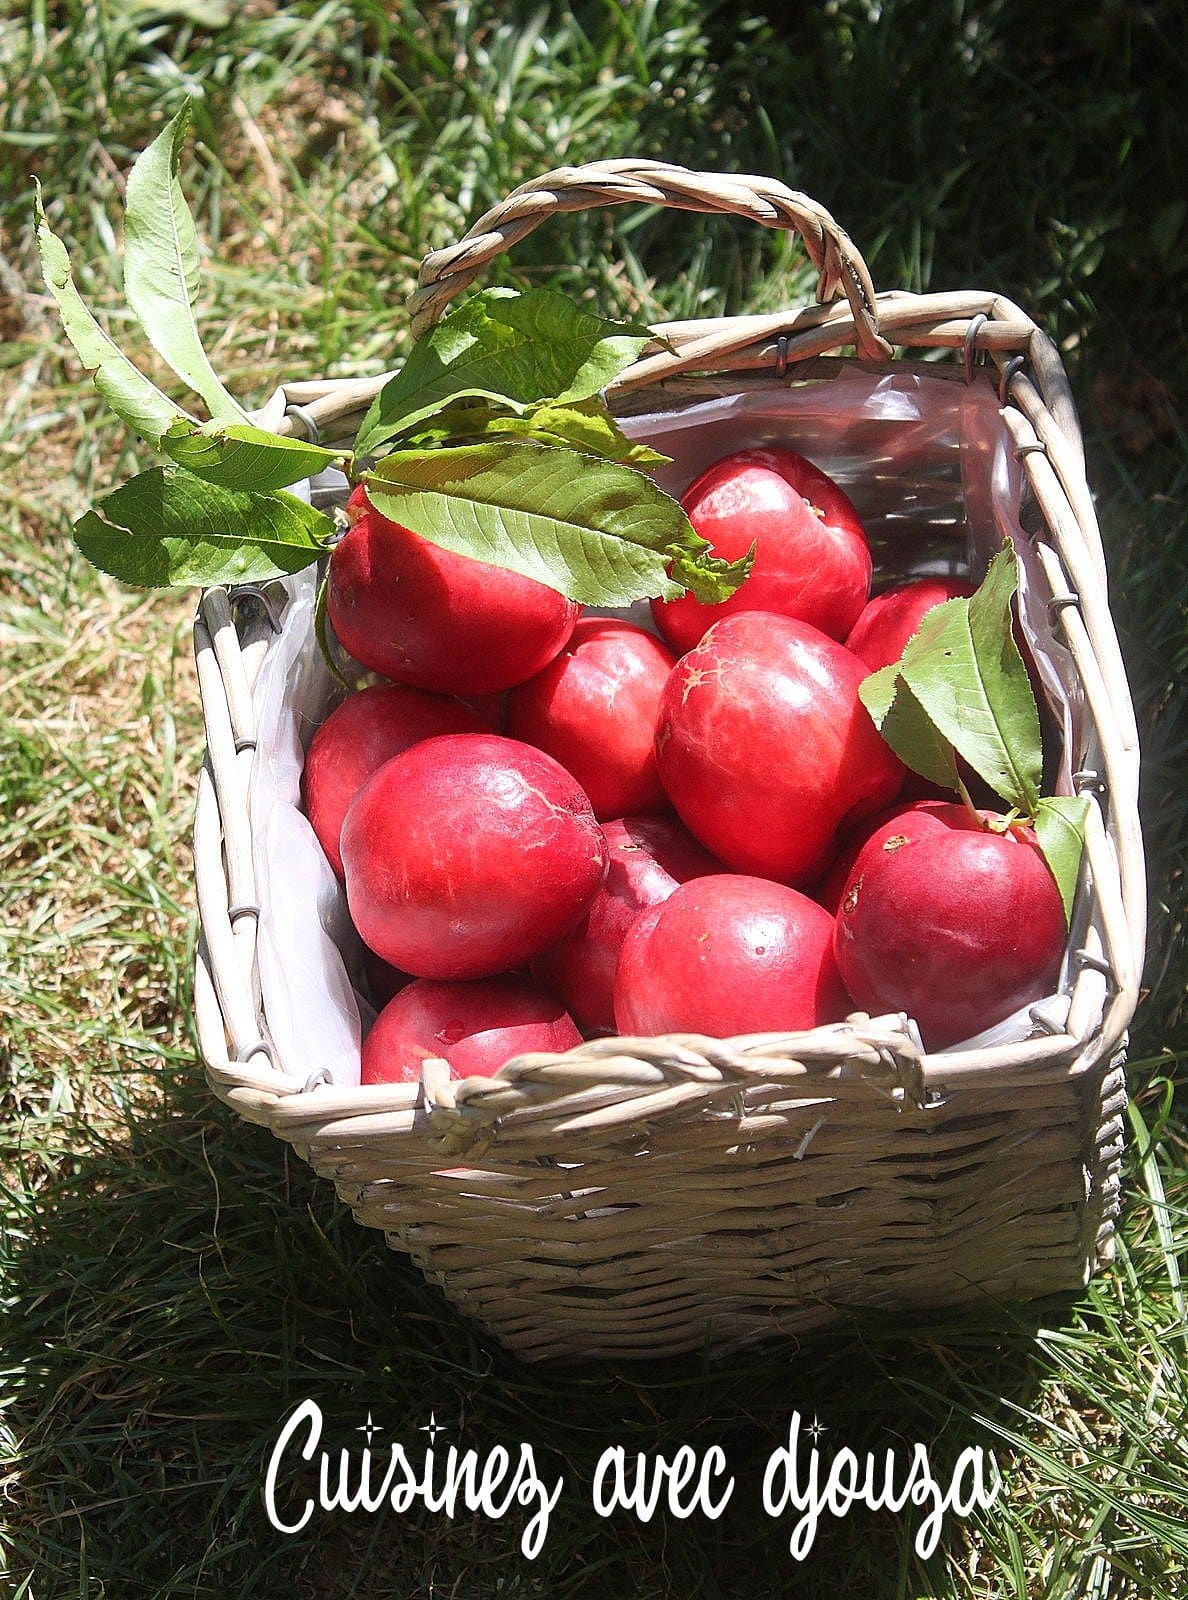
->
[192,162,1144,1363]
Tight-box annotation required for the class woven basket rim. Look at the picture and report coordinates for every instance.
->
[195,333,1145,1134]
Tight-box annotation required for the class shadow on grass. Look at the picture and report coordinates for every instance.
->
[3,1048,1088,1600]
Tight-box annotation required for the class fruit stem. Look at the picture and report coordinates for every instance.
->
[955,770,980,822]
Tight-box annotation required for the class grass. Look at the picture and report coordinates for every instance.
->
[1,0,1186,1595]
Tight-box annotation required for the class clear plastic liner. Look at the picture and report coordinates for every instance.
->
[247,369,1083,1084]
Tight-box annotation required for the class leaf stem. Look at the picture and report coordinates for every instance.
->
[314,573,353,691]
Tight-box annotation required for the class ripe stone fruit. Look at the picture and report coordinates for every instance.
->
[531,815,726,1033]
[360,975,582,1084]
[614,874,850,1037]
[654,611,904,885]
[506,617,677,820]
[340,733,608,980]
[811,800,929,915]
[845,574,1047,807]
[651,447,871,653]
[844,575,976,671]
[302,682,489,879]
[833,801,1066,1050]
[327,487,580,694]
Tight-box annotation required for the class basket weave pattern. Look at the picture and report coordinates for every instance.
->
[192,163,1143,1362]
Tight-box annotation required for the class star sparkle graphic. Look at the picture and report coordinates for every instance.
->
[356,1413,381,1446]
[421,1411,446,1444]
[805,1415,828,1443]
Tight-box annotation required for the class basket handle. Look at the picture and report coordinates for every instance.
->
[407,159,891,361]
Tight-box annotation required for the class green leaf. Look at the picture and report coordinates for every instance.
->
[355,288,653,454]
[402,395,669,467]
[859,668,960,791]
[396,399,507,448]
[897,546,1042,812]
[73,468,332,589]
[1033,794,1090,925]
[122,102,248,423]
[519,400,670,466]
[666,531,755,606]
[161,419,343,492]
[859,660,900,727]
[364,440,740,608]
[35,186,192,446]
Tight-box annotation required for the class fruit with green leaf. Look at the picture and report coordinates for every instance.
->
[650,447,871,654]
[844,575,976,671]
[847,571,1051,804]
[833,802,1067,1049]
[506,617,677,820]
[858,544,1089,923]
[340,733,609,981]
[327,487,582,694]
[614,875,850,1036]
[832,542,1092,1048]
[37,103,753,616]
[653,611,905,886]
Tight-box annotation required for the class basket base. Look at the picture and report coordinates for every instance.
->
[314,1054,1127,1364]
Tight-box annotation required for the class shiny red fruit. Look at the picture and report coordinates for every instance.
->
[531,815,726,1033]
[360,975,582,1084]
[654,611,904,885]
[651,447,871,653]
[302,682,489,879]
[614,874,851,1037]
[341,733,608,980]
[506,617,677,820]
[833,802,1066,1050]
[845,574,1049,807]
[810,800,938,915]
[327,490,579,694]
[844,575,976,671]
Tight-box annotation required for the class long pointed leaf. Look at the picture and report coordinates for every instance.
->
[899,546,1043,812]
[1033,794,1090,924]
[860,666,960,791]
[122,103,248,422]
[36,188,192,445]
[161,419,343,492]
[518,400,670,465]
[364,440,745,607]
[73,468,331,588]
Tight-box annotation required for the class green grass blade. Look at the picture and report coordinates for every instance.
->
[1128,1098,1187,1342]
